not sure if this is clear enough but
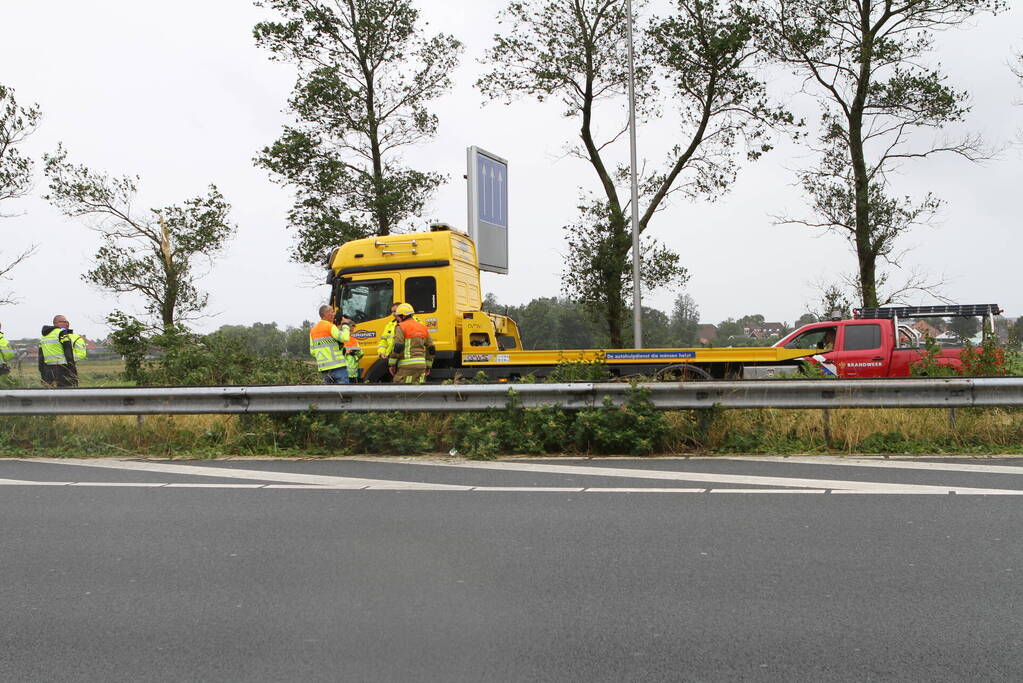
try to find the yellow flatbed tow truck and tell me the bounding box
[325,225,815,382]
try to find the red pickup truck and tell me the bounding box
[772,304,1001,378]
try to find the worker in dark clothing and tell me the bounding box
[39,314,80,388]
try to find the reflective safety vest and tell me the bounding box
[69,333,87,362]
[309,320,349,371]
[344,338,363,378]
[39,328,71,366]
[0,333,13,364]
[378,314,422,357]
[389,318,434,369]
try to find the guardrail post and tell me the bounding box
[822,408,833,448]
[948,407,957,430]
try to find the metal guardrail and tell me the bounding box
[0,378,1021,415]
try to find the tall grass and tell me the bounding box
[1,406,1020,458]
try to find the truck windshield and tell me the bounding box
[339,279,393,323]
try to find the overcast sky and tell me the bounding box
[1,1,1021,341]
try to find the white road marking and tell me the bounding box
[30,458,473,491]
[399,459,1023,495]
[724,456,1023,475]
[0,478,1018,494]
[5,457,1023,495]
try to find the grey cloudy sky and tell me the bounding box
[1,0,1021,342]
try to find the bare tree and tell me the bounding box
[44,147,235,330]
[761,0,1003,307]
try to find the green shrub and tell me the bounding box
[909,335,957,377]
[450,389,574,459]
[959,334,1004,377]
[105,317,319,387]
[572,386,666,456]
[546,354,610,382]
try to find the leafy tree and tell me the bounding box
[481,293,500,313]
[736,313,765,331]
[625,307,673,348]
[214,322,288,358]
[0,85,42,304]
[761,0,1002,307]
[254,0,462,264]
[794,312,817,327]
[479,0,792,346]
[285,321,314,358]
[1008,317,1023,349]
[948,316,980,343]
[716,318,744,341]
[670,292,700,347]
[560,201,688,347]
[44,147,235,329]
[812,283,853,321]
[500,296,602,350]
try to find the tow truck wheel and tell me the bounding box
[654,364,712,381]
[365,358,393,383]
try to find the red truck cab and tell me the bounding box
[774,304,1002,378]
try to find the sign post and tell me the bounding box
[466,146,509,274]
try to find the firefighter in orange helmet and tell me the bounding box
[388,303,435,384]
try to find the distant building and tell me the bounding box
[743,322,787,339]
[911,320,940,339]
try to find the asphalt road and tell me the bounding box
[1,456,1022,681]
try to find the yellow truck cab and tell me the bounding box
[326,224,522,382]
[326,224,816,382]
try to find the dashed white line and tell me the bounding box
[397,459,1023,495]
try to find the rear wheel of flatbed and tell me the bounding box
[653,364,713,381]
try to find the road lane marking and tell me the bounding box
[397,460,1023,495]
[724,456,1023,475]
[11,458,1023,495]
[0,479,1020,494]
[29,458,474,491]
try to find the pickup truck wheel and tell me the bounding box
[654,364,712,381]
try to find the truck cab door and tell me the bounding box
[829,323,888,377]
[783,325,840,376]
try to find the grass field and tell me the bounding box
[7,358,129,387]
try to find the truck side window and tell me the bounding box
[340,279,393,322]
[844,324,881,351]
[405,276,437,314]
[785,327,837,351]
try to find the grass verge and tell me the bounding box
[1,405,1020,459]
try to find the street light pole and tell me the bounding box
[625,0,643,349]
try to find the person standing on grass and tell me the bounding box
[309,305,352,384]
[0,323,14,375]
[38,314,82,388]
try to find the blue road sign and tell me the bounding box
[467,147,509,274]
[476,153,508,229]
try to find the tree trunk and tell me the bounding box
[849,3,878,308]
